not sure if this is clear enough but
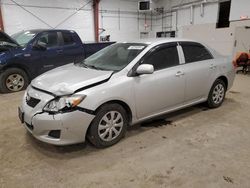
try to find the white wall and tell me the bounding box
[230,0,250,21]
[1,0,157,42]
[1,0,95,42]
[2,0,250,54]
[99,0,157,41]
[154,0,250,56]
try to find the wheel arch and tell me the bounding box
[216,75,228,90]
[93,100,133,125]
[1,64,31,81]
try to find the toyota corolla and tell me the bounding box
[18,39,235,148]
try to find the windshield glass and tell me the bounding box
[11,31,38,46]
[80,43,147,71]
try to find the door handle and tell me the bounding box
[175,71,185,77]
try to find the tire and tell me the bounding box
[206,79,226,108]
[0,68,29,93]
[87,103,128,148]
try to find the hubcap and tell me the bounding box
[98,111,124,142]
[6,74,25,92]
[212,83,225,104]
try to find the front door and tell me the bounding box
[133,43,185,119]
[31,31,65,74]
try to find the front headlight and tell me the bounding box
[43,95,86,113]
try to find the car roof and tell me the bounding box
[117,38,197,45]
[16,29,75,34]
[116,38,222,58]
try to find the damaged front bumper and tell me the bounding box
[19,86,95,145]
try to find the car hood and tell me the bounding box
[31,64,113,96]
[0,31,20,51]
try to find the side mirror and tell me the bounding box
[33,41,47,51]
[136,64,154,75]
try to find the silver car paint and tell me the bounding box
[20,38,235,145]
[31,63,113,96]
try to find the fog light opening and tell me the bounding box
[48,130,61,139]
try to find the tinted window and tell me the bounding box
[37,32,58,48]
[182,43,213,63]
[62,32,75,45]
[143,45,179,71]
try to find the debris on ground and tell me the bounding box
[223,176,234,184]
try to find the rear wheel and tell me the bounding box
[87,103,128,148]
[207,79,226,108]
[0,68,29,93]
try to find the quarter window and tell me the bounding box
[182,43,213,63]
[143,45,179,71]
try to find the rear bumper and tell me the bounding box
[226,69,236,91]
[20,106,95,145]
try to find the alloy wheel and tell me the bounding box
[212,83,225,104]
[5,74,25,92]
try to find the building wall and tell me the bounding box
[230,0,250,21]
[156,0,250,56]
[1,0,95,42]
[2,0,250,54]
[99,0,155,41]
[1,0,155,42]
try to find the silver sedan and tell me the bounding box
[19,39,235,148]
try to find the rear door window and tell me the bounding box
[142,44,180,71]
[62,32,75,45]
[181,42,213,63]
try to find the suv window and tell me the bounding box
[62,32,75,45]
[37,32,59,48]
[143,45,179,71]
[181,43,213,63]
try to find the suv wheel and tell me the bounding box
[207,79,226,108]
[0,68,29,93]
[87,103,128,148]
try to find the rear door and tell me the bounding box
[179,42,216,103]
[59,31,85,64]
[133,43,186,119]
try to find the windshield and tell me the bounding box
[11,31,38,46]
[80,43,147,71]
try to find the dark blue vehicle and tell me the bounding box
[0,29,114,93]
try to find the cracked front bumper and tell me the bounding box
[19,87,95,145]
[20,108,94,145]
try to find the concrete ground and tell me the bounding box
[1,74,250,188]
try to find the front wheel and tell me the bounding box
[206,79,226,108]
[0,68,29,93]
[87,103,128,148]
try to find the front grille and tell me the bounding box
[26,96,40,108]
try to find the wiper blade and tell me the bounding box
[78,62,106,71]
[76,62,89,68]
[87,65,103,70]
[81,63,89,68]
